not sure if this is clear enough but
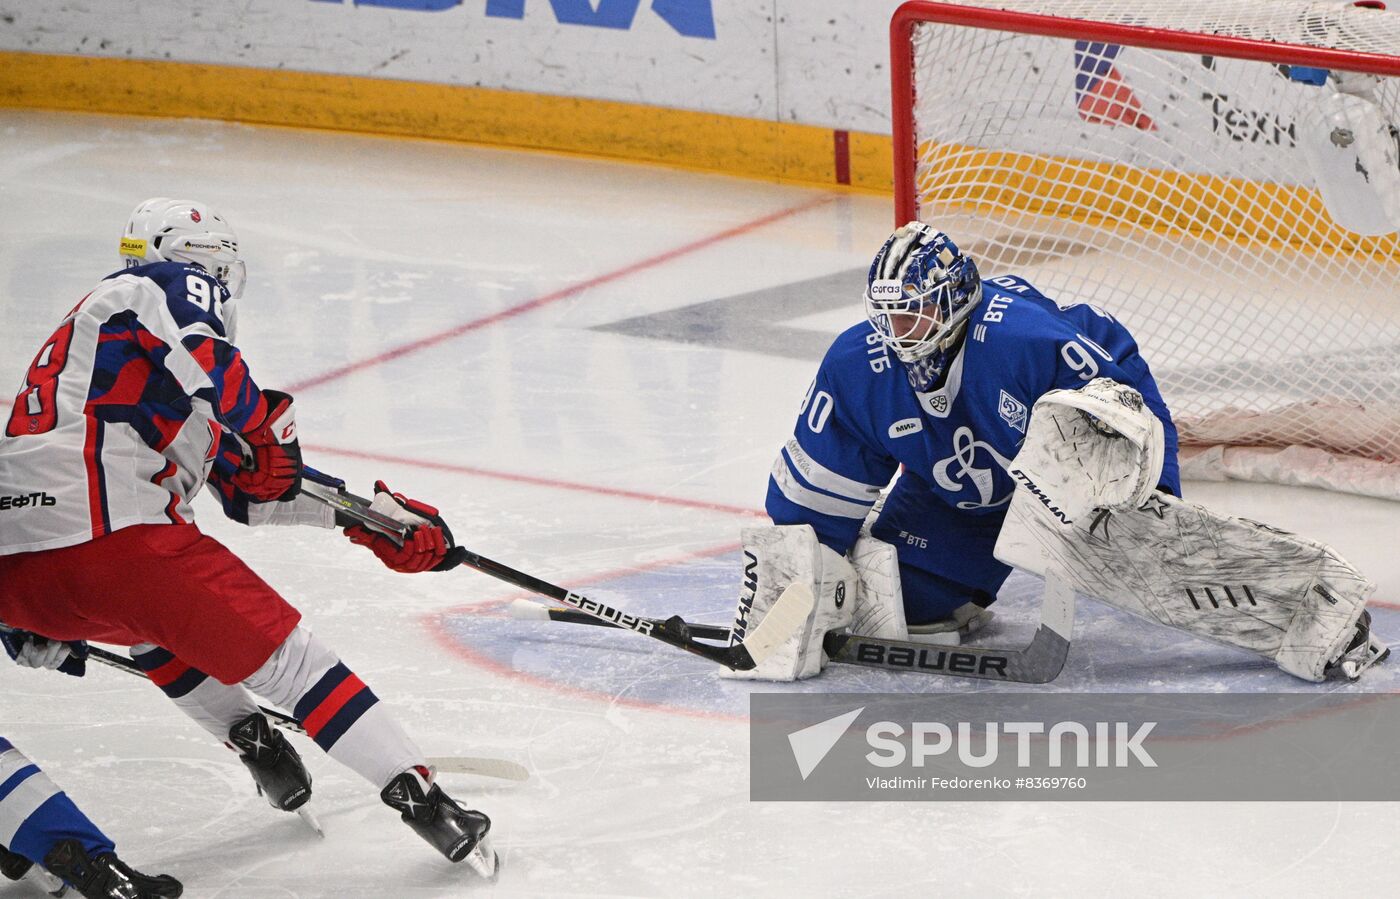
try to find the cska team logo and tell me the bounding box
[190,209,202,223]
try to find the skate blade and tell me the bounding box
[461,835,498,880]
[297,806,325,838]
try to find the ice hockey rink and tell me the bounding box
[3,108,1399,897]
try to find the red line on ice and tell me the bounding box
[285,195,834,394]
[304,443,766,518]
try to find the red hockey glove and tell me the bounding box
[232,390,302,502]
[344,480,458,573]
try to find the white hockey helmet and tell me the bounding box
[864,222,982,364]
[118,198,246,300]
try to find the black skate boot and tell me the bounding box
[381,768,497,878]
[1325,610,1392,680]
[0,844,33,881]
[42,839,182,899]
[228,712,312,812]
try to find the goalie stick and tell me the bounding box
[506,576,1077,684]
[822,575,1075,683]
[1,625,528,783]
[300,467,813,672]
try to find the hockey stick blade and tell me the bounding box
[741,582,815,667]
[426,756,530,781]
[823,575,1075,683]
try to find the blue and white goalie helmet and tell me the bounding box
[865,222,982,365]
[119,198,246,301]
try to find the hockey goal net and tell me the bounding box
[892,0,1400,498]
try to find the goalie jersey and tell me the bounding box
[0,262,327,556]
[766,274,1180,599]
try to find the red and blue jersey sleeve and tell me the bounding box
[206,431,257,524]
[112,263,269,434]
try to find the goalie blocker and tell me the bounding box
[999,377,1389,682]
[723,526,995,681]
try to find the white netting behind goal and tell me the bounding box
[895,0,1400,497]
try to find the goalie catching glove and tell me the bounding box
[343,480,461,573]
[1008,377,1164,525]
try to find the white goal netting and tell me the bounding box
[896,0,1400,497]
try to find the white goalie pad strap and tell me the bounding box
[995,486,1379,682]
[849,536,908,640]
[721,525,855,681]
[1008,378,1165,524]
[1297,87,1400,236]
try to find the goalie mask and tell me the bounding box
[865,223,982,390]
[119,198,246,337]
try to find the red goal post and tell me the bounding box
[888,0,1400,498]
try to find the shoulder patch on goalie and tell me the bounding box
[997,390,1027,433]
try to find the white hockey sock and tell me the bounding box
[242,626,426,789]
[130,643,260,741]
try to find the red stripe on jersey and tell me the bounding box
[146,656,192,688]
[136,328,166,354]
[152,460,185,525]
[83,416,106,539]
[223,354,260,421]
[189,339,217,372]
[146,413,184,453]
[301,674,368,739]
[90,356,156,407]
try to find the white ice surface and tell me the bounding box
[2,110,1398,897]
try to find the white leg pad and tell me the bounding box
[721,525,855,681]
[995,487,1383,682]
[849,536,908,640]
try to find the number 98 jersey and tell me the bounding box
[0,262,268,555]
[766,274,1181,596]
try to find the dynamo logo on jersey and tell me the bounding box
[1073,41,1155,131]
[318,0,716,39]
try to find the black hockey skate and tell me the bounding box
[0,844,33,881]
[381,769,497,878]
[42,839,182,899]
[228,712,312,812]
